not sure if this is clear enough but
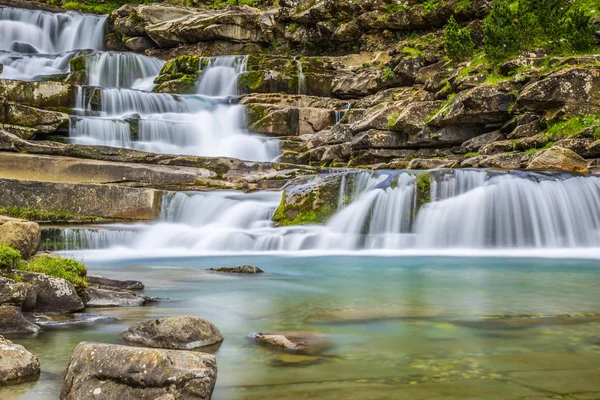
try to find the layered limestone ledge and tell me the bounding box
[0,178,162,221]
[0,153,214,186]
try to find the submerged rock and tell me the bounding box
[0,335,40,385]
[248,331,329,354]
[60,342,217,400]
[85,287,147,307]
[0,305,40,334]
[207,265,264,274]
[34,313,117,327]
[526,146,589,174]
[122,316,223,350]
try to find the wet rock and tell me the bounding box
[18,272,84,314]
[86,275,144,291]
[123,316,223,350]
[0,277,28,307]
[477,153,524,170]
[34,313,117,327]
[0,305,40,334]
[272,174,344,226]
[207,265,264,274]
[86,287,146,308]
[123,35,155,52]
[0,79,75,109]
[60,342,217,400]
[0,216,40,260]
[527,146,589,174]
[408,158,457,169]
[248,332,328,354]
[0,335,40,385]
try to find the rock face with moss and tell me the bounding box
[0,216,40,260]
[153,55,200,94]
[272,174,346,226]
[60,342,217,400]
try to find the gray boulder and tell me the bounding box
[18,271,84,314]
[0,305,40,334]
[86,287,147,307]
[123,316,223,350]
[60,342,217,400]
[86,275,144,291]
[0,277,28,306]
[0,335,40,384]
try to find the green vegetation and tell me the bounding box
[415,173,431,211]
[443,16,474,62]
[386,1,410,14]
[62,0,159,14]
[0,207,101,222]
[422,0,439,15]
[288,23,298,33]
[464,152,480,157]
[387,111,400,128]
[382,67,396,80]
[544,115,600,140]
[0,245,21,271]
[483,0,597,61]
[17,256,88,292]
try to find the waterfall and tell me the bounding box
[56,170,600,257]
[296,58,306,95]
[334,104,350,125]
[85,52,165,91]
[0,6,105,79]
[196,55,248,96]
[40,227,136,251]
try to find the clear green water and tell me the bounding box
[2,256,600,399]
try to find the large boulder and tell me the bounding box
[517,67,600,115]
[0,305,40,334]
[0,79,75,108]
[122,316,223,350]
[18,271,84,314]
[1,103,69,135]
[526,146,589,174]
[0,216,40,259]
[60,342,217,400]
[432,85,515,126]
[0,335,40,384]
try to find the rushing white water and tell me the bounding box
[197,55,248,96]
[0,6,105,80]
[334,104,350,125]
[85,52,165,90]
[70,54,279,161]
[57,170,600,259]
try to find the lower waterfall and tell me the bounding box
[53,169,600,259]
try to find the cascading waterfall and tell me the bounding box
[40,227,137,251]
[84,52,165,91]
[70,52,279,161]
[196,55,248,96]
[58,170,600,258]
[0,6,105,79]
[334,104,351,125]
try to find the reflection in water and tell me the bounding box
[4,256,600,399]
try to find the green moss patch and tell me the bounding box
[415,173,431,211]
[0,245,21,271]
[17,256,88,292]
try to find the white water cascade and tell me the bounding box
[84,52,165,91]
[0,6,105,80]
[70,52,279,160]
[58,170,600,259]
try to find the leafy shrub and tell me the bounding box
[443,16,474,62]
[382,67,396,80]
[18,256,88,291]
[483,0,596,60]
[0,245,21,271]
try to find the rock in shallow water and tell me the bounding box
[86,275,145,291]
[248,332,329,354]
[0,335,40,385]
[122,316,223,350]
[0,305,40,334]
[207,265,264,274]
[85,287,147,307]
[60,342,217,400]
[17,271,84,314]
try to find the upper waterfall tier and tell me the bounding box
[50,170,600,257]
[196,55,248,96]
[0,6,105,80]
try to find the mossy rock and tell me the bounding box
[272,175,345,226]
[414,172,431,211]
